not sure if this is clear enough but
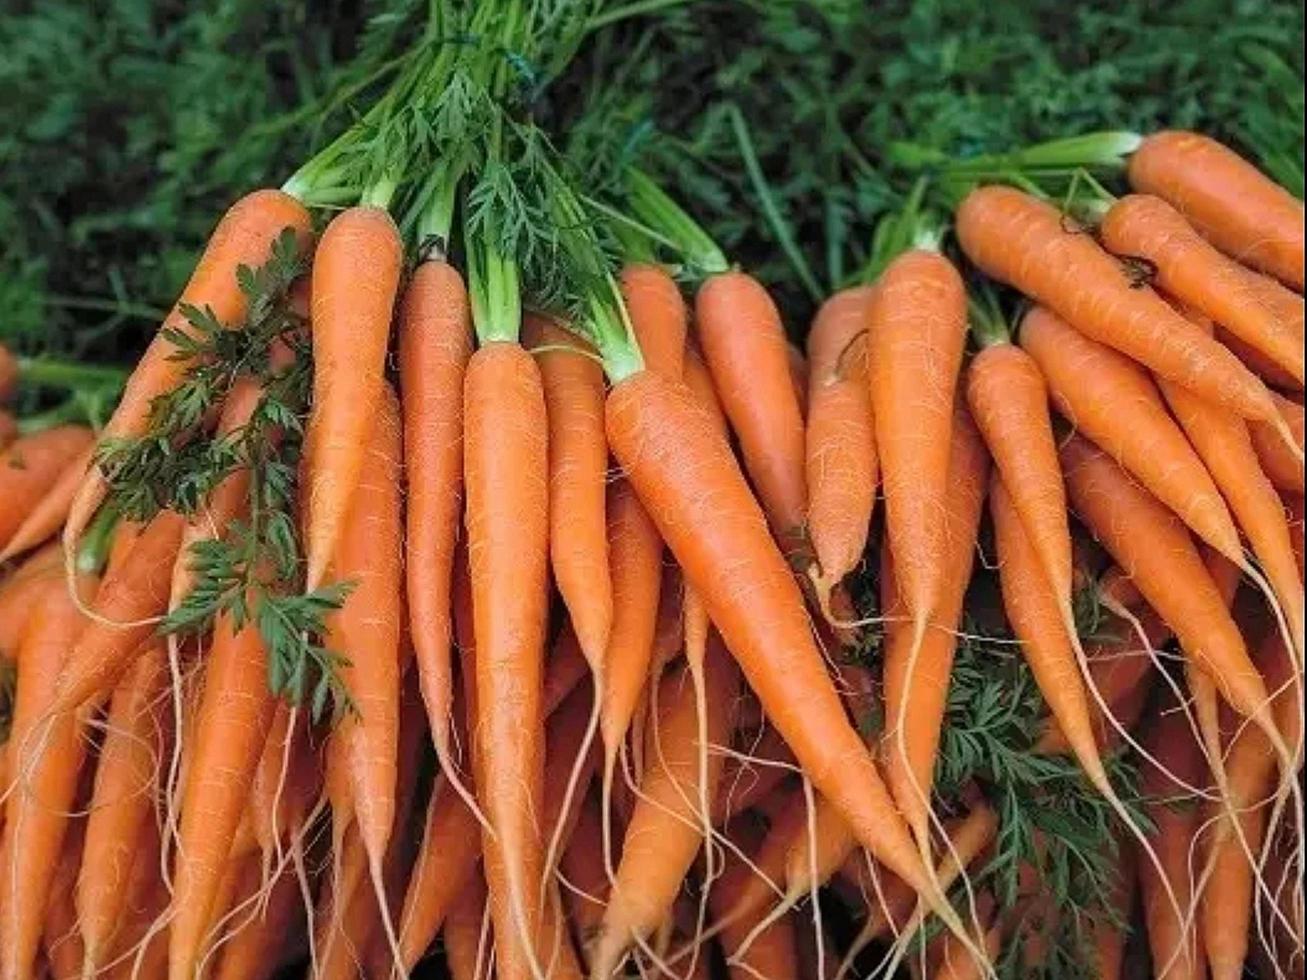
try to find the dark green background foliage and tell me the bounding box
[1,0,1303,359]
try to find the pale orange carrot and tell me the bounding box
[622,263,687,381]
[0,444,94,563]
[1250,390,1305,493]
[0,426,94,550]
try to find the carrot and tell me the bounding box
[930,898,1001,980]
[444,874,489,980]
[398,258,472,772]
[710,816,799,980]
[464,339,550,980]
[605,371,950,924]
[1100,193,1304,384]
[788,343,809,419]
[211,863,305,980]
[622,263,687,381]
[167,605,277,980]
[105,518,144,579]
[1059,435,1274,726]
[302,204,403,591]
[0,545,61,653]
[804,286,877,608]
[103,821,166,980]
[1128,130,1305,290]
[713,729,794,825]
[1092,845,1135,980]
[1287,492,1305,581]
[248,703,318,866]
[545,624,591,718]
[0,574,95,980]
[1219,323,1303,393]
[1022,305,1244,561]
[0,426,94,550]
[1250,390,1306,494]
[76,642,170,974]
[589,648,738,978]
[695,270,808,544]
[63,190,311,564]
[41,820,87,980]
[869,249,968,651]
[0,444,94,563]
[1138,697,1208,980]
[882,403,989,851]
[956,185,1282,424]
[49,510,185,714]
[544,684,601,847]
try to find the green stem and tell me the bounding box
[360,174,400,210]
[587,0,695,31]
[44,295,167,320]
[968,289,1012,348]
[626,169,729,276]
[725,103,824,303]
[414,164,463,258]
[17,357,128,391]
[467,232,522,346]
[76,505,119,575]
[17,398,85,435]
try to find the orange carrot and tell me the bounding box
[444,873,489,980]
[64,190,312,563]
[464,339,550,979]
[695,270,808,544]
[956,185,1281,423]
[606,370,946,920]
[1128,130,1305,290]
[0,574,94,980]
[805,286,877,606]
[399,259,472,769]
[0,426,94,550]
[303,205,403,590]
[882,403,989,849]
[41,820,87,980]
[1250,390,1306,494]
[544,623,591,718]
[529,316,612,672]
[1100,193,1304,384]
[622,263,687,381]
[0,545,61,653]
[0,444,94,563]
[1218,323,1303,392]
[211,863,305,980]
[1287,492,1305,581]
[870,249,968,649]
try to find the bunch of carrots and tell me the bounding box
[0,5,1304,977]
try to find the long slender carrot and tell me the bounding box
[0,426,94,550]
[882,403,989,851]
[1100,193,1304,384]
[0,574,95,980]
[0,444,94,563]
[1250,390,1306,494]
[1128,130,1305,290]
[41,819,87,980]
[1022,305,1244,562]
[63,190,312,564]
[302,205,403,591]
[1059,435,1273,725]
[956,185,1282,424]
[589,648,737,978]
[464,339,550,980]
[528,316,611,675]
[606,370,948,922]
[695,270,808,545]
[399,258,472,769]
[622,263,687,382]
[805,286,877,608]
[0,545,60,653]
[869,249,968,650]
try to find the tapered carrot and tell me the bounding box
[1060,435,1274,726]
[527,316,612,676]
[606,370,952,926]
[695,270,808,544]
[399,259,472,769]
[1100,193,1304,384]
[0,545,60,652]
[0,426,94,550]
[464,339,550,980]
[589,648,737,978]
[1128,130,1305,290]
[211,863,305,980]
[805,286,877,608]
[1288,492,1305,581]
[545,624,591,718]
[1251,390,1305,494]
[302,205,402,590]
[956,185,1282,424]
[248,703,318,865]
[41,820,87,980]
[0,574,95,980]
[105,518,144,579]
[622,263,687,381]
[103,821,166,980]
[63,190,312,564]
[0,444,94,563]
[76,642,170,975]
[1219,323,1303,392]
[870,249,968,651]
[1022,305,1244,562]
[710,816,799,980]
[49,510,184,714]
[882,403,989,850]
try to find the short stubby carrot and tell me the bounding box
[1021,305,1243,562]
[50,509,185,714]
[695,270,808,544]
[956,184,1279,424]
[463,340,550,979]
[869,249,967,642]
[1100,193,1304,385]
[526,316,611,672]
[1250,390,1305,494]
[303,204,403,591]
[1059,435,1272,725]
[0,426,94,550]
[1128,130,1305,290]
[622,262,687,381]
[605,370,943,917]
[805,286,877,606]
[63,190,311,563]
